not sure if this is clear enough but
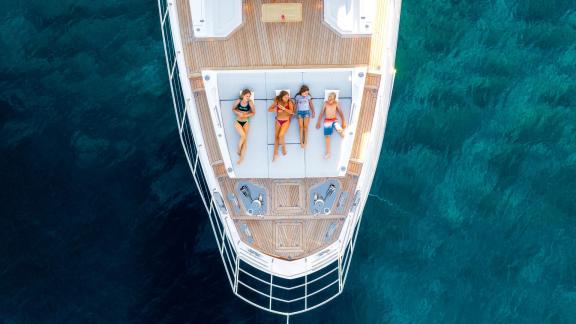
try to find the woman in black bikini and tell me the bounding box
[268,90,294,162]
[232,89,255,164]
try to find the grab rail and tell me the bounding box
[214,105,222,128]
[348,102,356,126]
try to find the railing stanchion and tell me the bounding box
[269,273,273,310]
[234,256,240,293]
[338,251,343,291]
[304,274,308,310]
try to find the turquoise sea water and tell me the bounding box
[1,0,575,323]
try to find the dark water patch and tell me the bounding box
[520,21,576,50]
[0,98,18,127]
[513,0,575,22]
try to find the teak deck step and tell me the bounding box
[347,159,363,176]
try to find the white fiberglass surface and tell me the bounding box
[206,69,361,178]
[264,72,303,99]
[190,0,242,38]
[268,144,306,178]
[217,72,267,100]
[324,0,376,35]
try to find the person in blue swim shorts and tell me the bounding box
[316,92,346,159]
[294,85,315,148]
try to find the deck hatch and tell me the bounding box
[275,222,304,253]
[273,181,305,214]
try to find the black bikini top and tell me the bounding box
[236,101,250,112]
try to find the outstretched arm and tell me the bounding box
[268,101,277,112]
[309,99,315,118]
[337,102,346,128]
[316,103,326,129]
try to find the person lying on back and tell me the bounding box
[232,89,255,164]
[316,92,346,159]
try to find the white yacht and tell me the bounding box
[158,0,401,317]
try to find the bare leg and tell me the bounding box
[303,117,310,147]
[273,121,281,162]
[334,122,344,137]
[324,135,331,159]
[279,121,290,155]
[298,117,304,148]
[234,122,246,162]
[238,123,250,164]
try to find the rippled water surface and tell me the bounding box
[1,0,575,323]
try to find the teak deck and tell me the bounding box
[176,0,384,74]
[179,0,385,260]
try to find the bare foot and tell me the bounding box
[300,142,305,148]
[282,146,287,155]
[337,128,345,138]
[272,154,278,162]
[324,153,330,159]
[237,157,243,165]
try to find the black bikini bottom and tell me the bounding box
[237,120,248,127]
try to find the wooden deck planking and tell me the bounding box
[368,0,391,71]
[176,0,372,73]
[236,218,344,259]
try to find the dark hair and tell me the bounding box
[275,90,290,103]
[297,85,310,96]
[239,89,251,99]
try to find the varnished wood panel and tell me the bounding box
[275,222,303,252]
[365,73,381,90]
[273,181,305,215]
[213,162,227,178]
[347,159,363,176]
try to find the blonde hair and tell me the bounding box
[328,92,337,101]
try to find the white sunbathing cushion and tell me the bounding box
[324,89,340,101]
